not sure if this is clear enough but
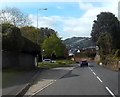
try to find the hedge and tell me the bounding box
[2,26,40,54]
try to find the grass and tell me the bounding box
[38,59,75,69]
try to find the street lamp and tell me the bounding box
[37,8,47,44]
[36,8,47,66]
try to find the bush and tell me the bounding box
[114,49,120,58]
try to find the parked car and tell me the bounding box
[43,59,56,63]
[43,59,52,63]
[80,60,88,67]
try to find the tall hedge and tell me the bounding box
[22,37,40,54]
[2,26,24,52]
[2,23,40,54]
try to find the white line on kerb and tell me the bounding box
[31,80,56,96]
[96,76,103,83]
[93,72,96,76]
[105,87,116,97]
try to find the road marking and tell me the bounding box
[89,67,93,72]
[30,80,56,96]
[88,67,91,70]
[105,87,116,97]
[88,67,91,69]
[93,72,96,76]
[89,66,115,97]
[96,76,103,83]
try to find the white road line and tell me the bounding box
[88,67,91,70]
[89,68,102,83]
[31,80,56,96]
[93,72,96,76]
[105,87,116,97]
[89,67,93,72]
[96,76,103,83]
[89,66,115,97]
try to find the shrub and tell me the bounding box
[114,49,120,58]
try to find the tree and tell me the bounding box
[40,27,57,38]
[20,26,43,45]
[0,7,31,27]
[97,32,112,55]
[42,34,67,59]
[91,12,120,49]
[2,23,14,33]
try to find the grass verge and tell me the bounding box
[38,59,75,69]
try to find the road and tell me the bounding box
[31,62,118,96]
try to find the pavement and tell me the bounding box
[24,67,75,96]
[2,65,75,97]
[2,69,39,97]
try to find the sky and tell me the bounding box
[1,0,119,39]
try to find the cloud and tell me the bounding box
[1,0,119,2]
[56,6,64,9]
[79,1,118,17]
[63,17,92,38]
[79,2,94,10]
[29,1,119,39]
[29,14,92,39]
[29,14,62,29]
[63,1,119,39]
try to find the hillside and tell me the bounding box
[63,37,95,50]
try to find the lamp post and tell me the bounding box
[42,49,44,62]
[37,8,47,44]
[36,8,47,66]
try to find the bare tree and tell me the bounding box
[0,7,32,27]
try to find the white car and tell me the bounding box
[43,59,52,63]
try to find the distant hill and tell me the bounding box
[63,37,95,50]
